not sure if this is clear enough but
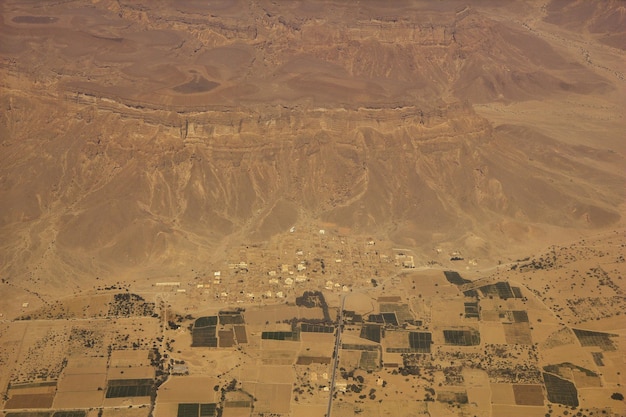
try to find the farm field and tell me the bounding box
[0,231,624,416]
[1,0,625,416]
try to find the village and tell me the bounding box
[0,228,624,417]
[1,0,625,415]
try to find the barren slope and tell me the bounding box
[0,0,624,298]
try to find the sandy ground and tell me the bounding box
[1,0,625,416]
[1,231,624,416]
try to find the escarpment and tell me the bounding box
[1,0,624,296]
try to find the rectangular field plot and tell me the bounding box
[5,382,57,410]
[359,350,379,371]
[55,361,107,408]
[194,317,218,327]
[177,403,198,417]
[108,366,154,380]
[296,356,331,365]
[260,350,297,365]
[338,350,362,371]
[53,391,104,409]
[543,373,578,407]
[261,331,299,341]
[58,373,106,392]
[481,310,500,321]
[245,383,292,414]
[192,317,219,347]
[106,379,153,398]
[360,324,382,343]
[100,409,151,417]
[62,356,108,374]
[155,376,219,404]
[233,325,247,344]
[511,310,529,323]
[378,296,402,303]
[385,331,432,353]
[218,312,244,325]
[379,303,414,324]
[109,350,151,368]
[7,381,57,390]
[192,326,217,347]
[491,404,546,417]
[177,403,217,417]
[301,323,334,333]
[409,332,432,353]
[5,393,55,409]
[342,344,379,351]
[367,314,384,323]
[0,412,82,417]
[383,330,410,352]
[512,384,544,406]
[218,329,235,347]
[503,322,533,345]
[381,312,399,326]
[443,329,480,346]
[490,383,515,405]
[494,282,515,299]
[572,329,617,351]
[464,302,479,319]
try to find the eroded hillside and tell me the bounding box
[0,0,624,298]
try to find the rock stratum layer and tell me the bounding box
[0,0,624,295]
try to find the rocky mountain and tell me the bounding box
[0,0,624,296]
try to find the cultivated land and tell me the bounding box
[0,231,625,417]
[0,1,625,417]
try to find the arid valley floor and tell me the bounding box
[0,1,625,417]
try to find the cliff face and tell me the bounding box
[1,90,621,285]
[0,0,624,292]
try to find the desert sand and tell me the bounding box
[0,1,625,416]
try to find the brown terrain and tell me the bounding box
[0,1,624,417]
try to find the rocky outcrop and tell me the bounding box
[0,0,623,294]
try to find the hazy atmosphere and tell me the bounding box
[0,1,624,416]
